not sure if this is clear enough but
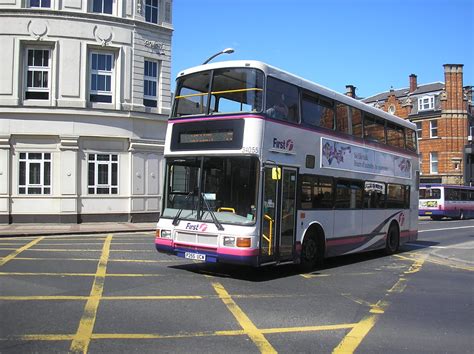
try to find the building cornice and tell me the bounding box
[0,106,169,123]
[0,9,174,33]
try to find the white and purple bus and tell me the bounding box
[155,60,419,268]
[419,184,474,220]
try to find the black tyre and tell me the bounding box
[431,216,443,221]
[385,223,400,255]
[300,236,319,271]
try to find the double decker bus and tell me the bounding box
[155,60,419,268]
[419,184,474,220]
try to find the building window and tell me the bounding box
[28,0,51,7]
[430,152,438,174]
[88,154,118,194]
[415,121,422,139]
[90,52,114,103]
[92,0,113,14]
[144,60,158,107]
[430,120,438,138]
[19,152,51,195]
[25,48,50,100]
[145,0,158,23]
[418,96,435,111]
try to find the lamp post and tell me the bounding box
[202,48,235,65]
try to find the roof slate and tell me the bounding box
[363,82,445,103]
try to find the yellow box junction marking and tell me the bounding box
[212,282,277,354]
[70,234,112,353]
[0,237,44,267]
[333,254,427,353]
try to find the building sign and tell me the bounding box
[321,138,412,179]
[144,40,166,55]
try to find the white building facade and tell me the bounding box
[0,0,172,223]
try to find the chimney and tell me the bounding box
[409,74,417,93]
[443,64,464,111]
[345,85,356,98]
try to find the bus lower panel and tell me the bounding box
[419,209,461,218]
[325,229,417,257]
[155,241,259,267]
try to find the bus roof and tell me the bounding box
[177,60,417,131]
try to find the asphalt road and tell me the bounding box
[0,220,472,353]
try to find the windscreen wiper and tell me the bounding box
[201,193,224,231]
[172,192,194,226]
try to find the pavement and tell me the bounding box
[0,222,156,237]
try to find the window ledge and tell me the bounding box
[23,100,53,107]
[88,102,116,110]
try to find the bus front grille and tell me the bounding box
[175,231,218,246]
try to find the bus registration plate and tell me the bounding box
[185,252,206,261]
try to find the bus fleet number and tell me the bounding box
[242,146,259,154]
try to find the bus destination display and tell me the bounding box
[179,129,234,144]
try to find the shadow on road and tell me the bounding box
[169,245,431,282]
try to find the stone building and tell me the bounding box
[0,0,173,223]
[361,64,473,185]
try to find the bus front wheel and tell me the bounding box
[385,223,400,255]
[300,236,318,271]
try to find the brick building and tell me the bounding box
[360,64,473,185]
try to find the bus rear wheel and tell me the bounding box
[385,223,400,255]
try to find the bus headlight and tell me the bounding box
[223,236,236,247]
[158,229,172,238]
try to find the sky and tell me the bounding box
[171,0,474,98]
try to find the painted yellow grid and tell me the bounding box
[0,234,438,353]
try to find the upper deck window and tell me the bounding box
[301,92,334,129]
[266,77,299,123]
[172,68,263,118]
[363,113,386,144]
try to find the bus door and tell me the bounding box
[261,166,297,263]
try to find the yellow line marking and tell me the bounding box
[388,277,407,293]
[300,273,330,278]
[260,323,355,334]
[0,296,89,300]
[0,293,328,302]
[396,253,474,272]
[10,257,100,262]
[0,272,165,277]
[332,315,378,354]
[341,294,388,314]
[0,272,96,277]
[334,253,427,353]
[102,274,163,277]
[404,254,427,274]
[6,248,154,252]
[212,282,277,354]
[101,295,203,300]
[7,257,174,264]
[17,334,74,341]
[0,295,202,301]
[341,293,373,308]
[70,234,112,353]
[369,300,389,314]
[9,323,354,342]
[0,237,44,267]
